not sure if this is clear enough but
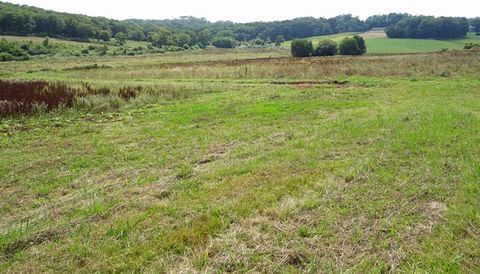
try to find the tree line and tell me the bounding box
[0,2,478,49]
[386,16,470,39]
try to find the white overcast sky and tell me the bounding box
[4,0,479,22]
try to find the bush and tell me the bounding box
[0,52,14,61]
[339,36,366,55]
[114,32,127,45]
[291,39,313,57]
[212,37,235,48]
[313,39,337,56]
[275,35,285,46]
[252,38,264,46]
[464,42,480,49]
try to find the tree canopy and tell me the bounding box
[339,36,366,55]
[0,2,477,49]
[386,16,469,39]
[291,39,313,57]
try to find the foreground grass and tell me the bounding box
[0,50,479,272]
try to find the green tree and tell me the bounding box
[275,35,285,47]
[339,37,365,55]
[174,33,192,47]
[313,39,337,56]
[198,29,212,48]
[472,18,480,34]
[211,36,235,48]
[150,28,173,47]
[114,32,127,45]
[290,39,313,57]
[352,35,366,54]
[97,30,112,41]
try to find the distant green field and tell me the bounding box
[282,32,360,46]
[284,32,480,54]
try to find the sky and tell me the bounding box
[4,0,479,22]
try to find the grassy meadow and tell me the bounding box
[283,30,480,54]
[0,45,480,272]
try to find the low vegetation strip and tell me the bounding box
[0,80,143,116]
[0,80,76,116]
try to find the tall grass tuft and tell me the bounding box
[0,80,76,116]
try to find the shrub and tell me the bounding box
[114,32,127,45]
[275,35,285,46]
[252,38,265,46]
[212,37,235,48]
[42,37,50,47]
[464,42,480,49]
[291,39,313,57]
[313,39,338,56]
[339,36,366,55]
[118,86,141,101]
[0,38,31,61]
[0,52,14,61]
[0,80,76,116]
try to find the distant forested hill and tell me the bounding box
[0,2,477,49]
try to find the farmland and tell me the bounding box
[1,46,480,272]
[283,30,480,54]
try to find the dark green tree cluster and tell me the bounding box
[0,2,143,41]
[211,36,235,48]
[314,39,338,56]
[0,3,372,48]
[291,36,366,57]
[0,2,477,50]
[386,16,469,39]
[365,13,409,29]
[471,18,480,34]
[291,39,313,57]
[339,36,366,55]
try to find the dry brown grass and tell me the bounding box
[10,50,477,81]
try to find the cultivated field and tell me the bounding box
[1,48,480,272]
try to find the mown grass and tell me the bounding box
[0,49,479,272]
[366,32,480,54]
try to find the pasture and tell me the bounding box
[283,30,480,54]
[0,48,480,272]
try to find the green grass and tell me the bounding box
[284,31,480,54]
[282,32,361,46]
[0,49,479,272]
[367,32,480,54]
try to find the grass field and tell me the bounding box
[283,31,480,54]
[1,47,480,272]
